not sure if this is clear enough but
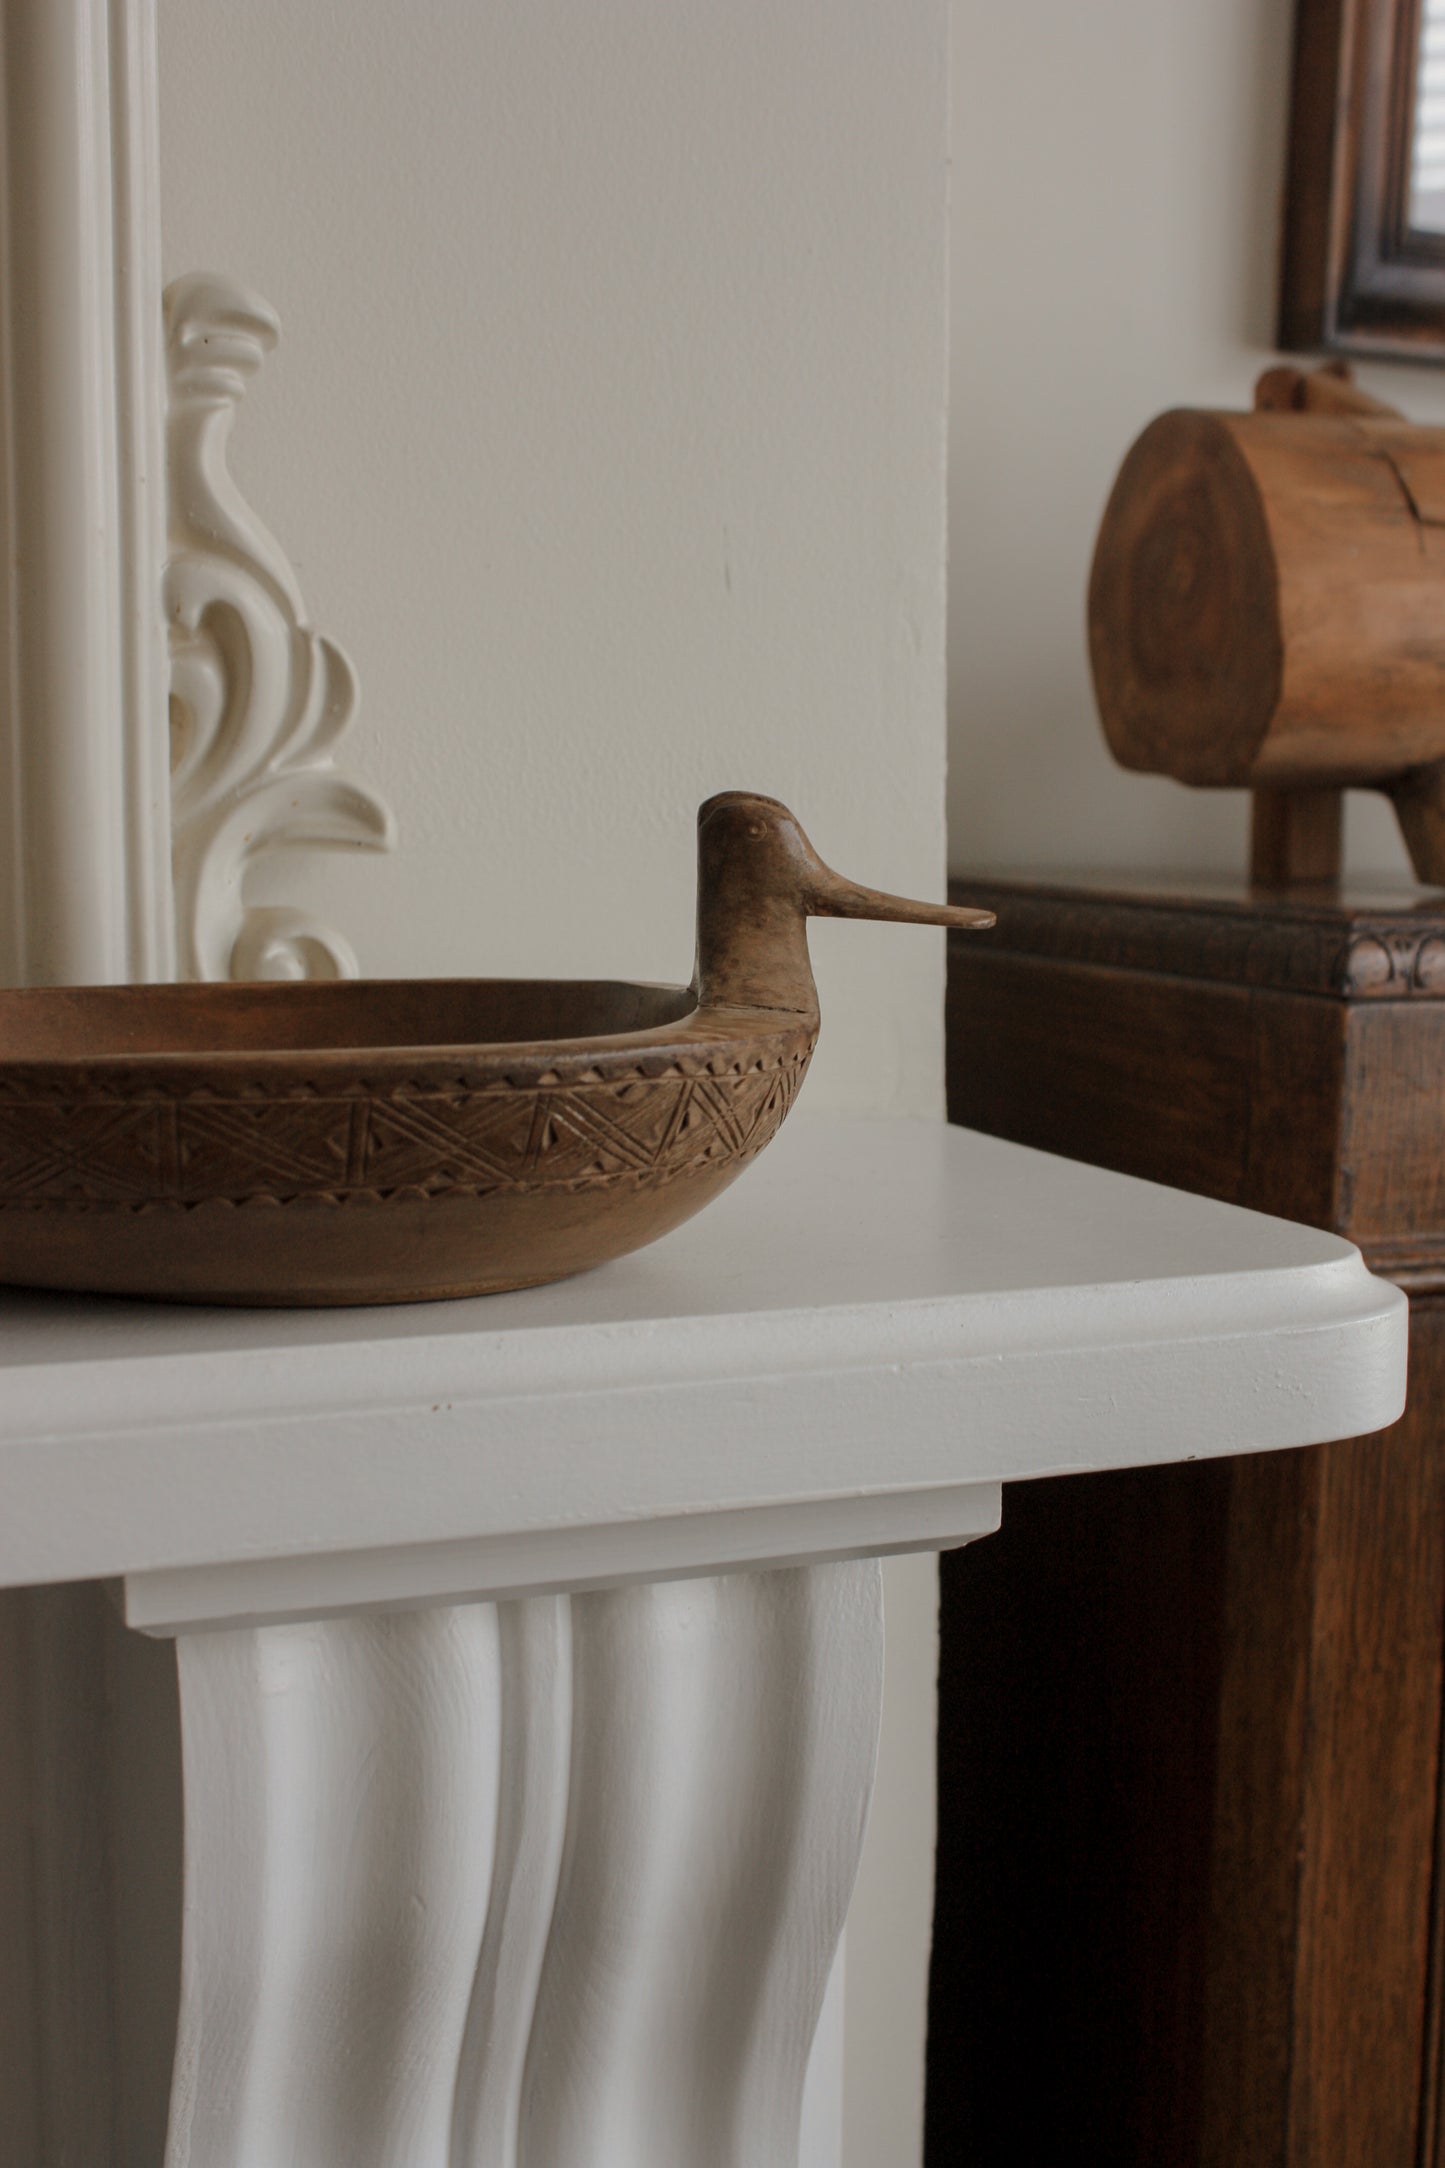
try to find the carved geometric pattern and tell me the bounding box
[947,885,1445,1005]
[1335,929,1445,997]
[0,1050,811,1212]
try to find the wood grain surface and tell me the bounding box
[1089,407,1445,792]
[930,874,1445,2167]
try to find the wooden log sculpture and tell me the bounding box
[1088,362,1445,886]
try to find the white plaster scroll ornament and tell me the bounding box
[164,273,395,982]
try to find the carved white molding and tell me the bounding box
[517,1568,881,2168]
[453,1598,572,2168]
[164,271,396,982]
[0,6,394,994]
[167,1605,503,2168]
[163,1566,882,2168]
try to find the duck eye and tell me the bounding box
[746,821,766,839]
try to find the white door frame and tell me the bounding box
[0,0,170,986]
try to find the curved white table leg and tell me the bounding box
[520,1561,882,2168]
[453,1595,572,2168]
[163,1563,882,2168]
[165,1606,503,2168]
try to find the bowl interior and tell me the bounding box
[0,978,697,1061]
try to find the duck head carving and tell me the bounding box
[692,792,993,1017]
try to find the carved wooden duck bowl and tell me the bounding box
[0,795,992,1304]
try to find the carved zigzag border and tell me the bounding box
[0,1052,811,1214]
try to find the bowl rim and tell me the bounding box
[0,978,816,1077]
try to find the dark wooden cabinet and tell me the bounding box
[928,878,1445,2167]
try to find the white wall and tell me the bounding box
[159,5,952,2163]
[160,0,952,1121]
[949,0,1445,885]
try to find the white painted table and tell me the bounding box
[0,1117,1407,2168]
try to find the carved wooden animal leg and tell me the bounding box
[1387,763,1445,887]
[1249,786,1343,887]
[162,1563,882,2168]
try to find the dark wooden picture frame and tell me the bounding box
[1281,0,1445,360]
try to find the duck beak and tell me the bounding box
[804,857,995,932]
